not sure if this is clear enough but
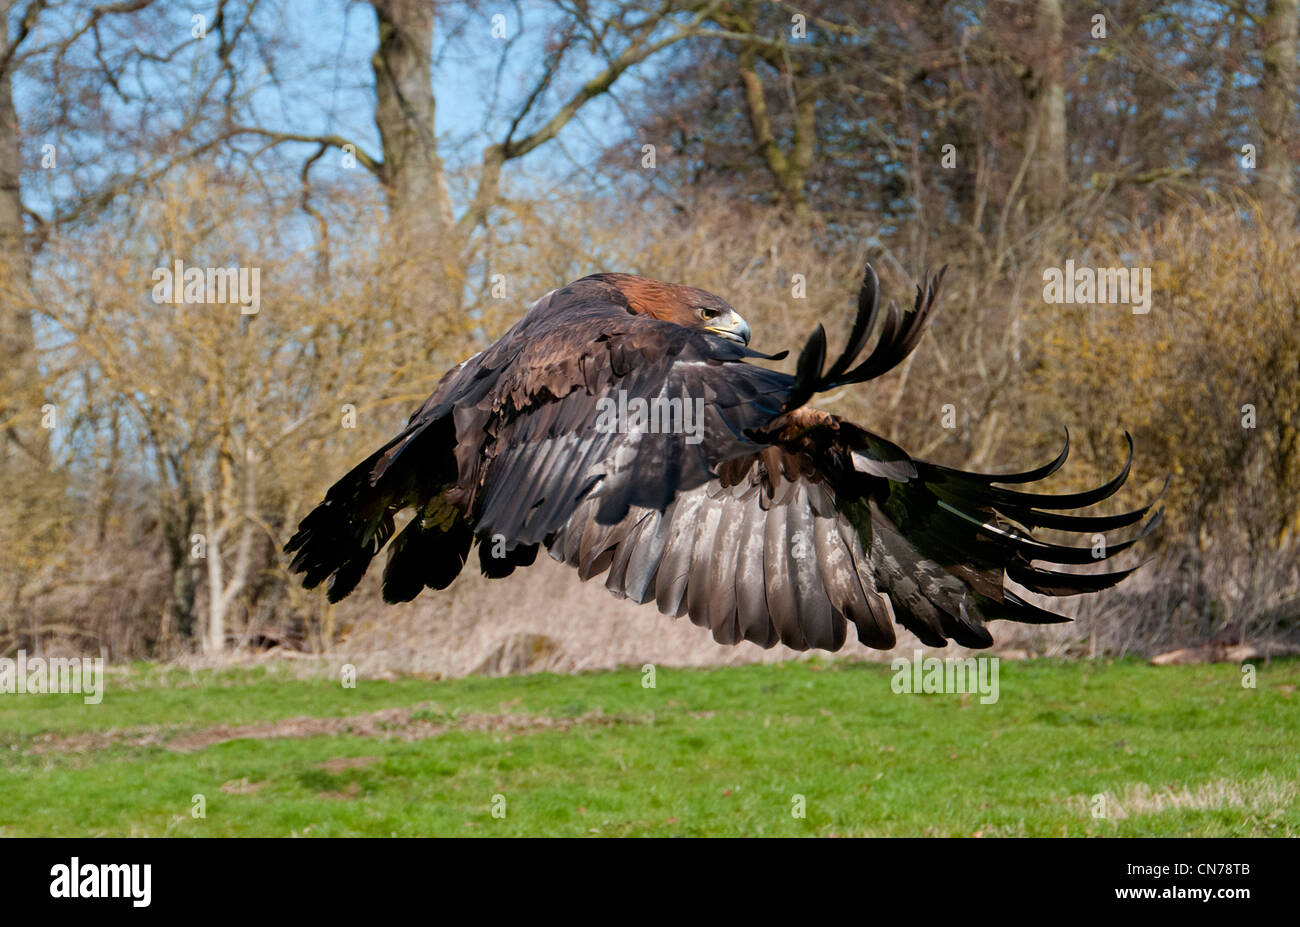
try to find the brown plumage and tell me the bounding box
[285,267,1160,651]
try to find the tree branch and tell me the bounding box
[458,3,720,235]
[226,125,384,176]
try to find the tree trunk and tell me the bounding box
[0,5,43,467]
[1260,0,1298,224]
[738,57,814,218]
[369,0,459,323]
[202,446,256,654]
[1025,0,1068,225]
[370,0,452,236]
[163,499,200,639]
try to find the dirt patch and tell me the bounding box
[317,756,382,772]
[220,777,264,794]
[23,703,633,756]
[319,782,362,800]
[1150,643,1264,665]
[23,726,171,755]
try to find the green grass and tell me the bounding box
[1,658,1296,836]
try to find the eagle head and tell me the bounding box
[593,273,751,345]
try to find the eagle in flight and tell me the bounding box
[286,267,1159,651]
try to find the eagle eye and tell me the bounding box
[698,306,722,321]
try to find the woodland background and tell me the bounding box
[0,0,1296,674]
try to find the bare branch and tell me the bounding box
[226,125,383,175]
[459,2,721,234]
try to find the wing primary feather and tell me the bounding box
[684,491,727,629]
[821,264,882,384]
[786,493,841,650]
[763,502,806,650]
[654,492,705,617]
[734,494,778,647]
[705,490,744,644]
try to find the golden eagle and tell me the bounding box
[285,267,1158,650]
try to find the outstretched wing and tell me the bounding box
[284,276,792,604]
[546,408,1160,651]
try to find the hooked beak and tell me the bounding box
[705,310,752,346]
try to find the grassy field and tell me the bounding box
[1,657,1296,836]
